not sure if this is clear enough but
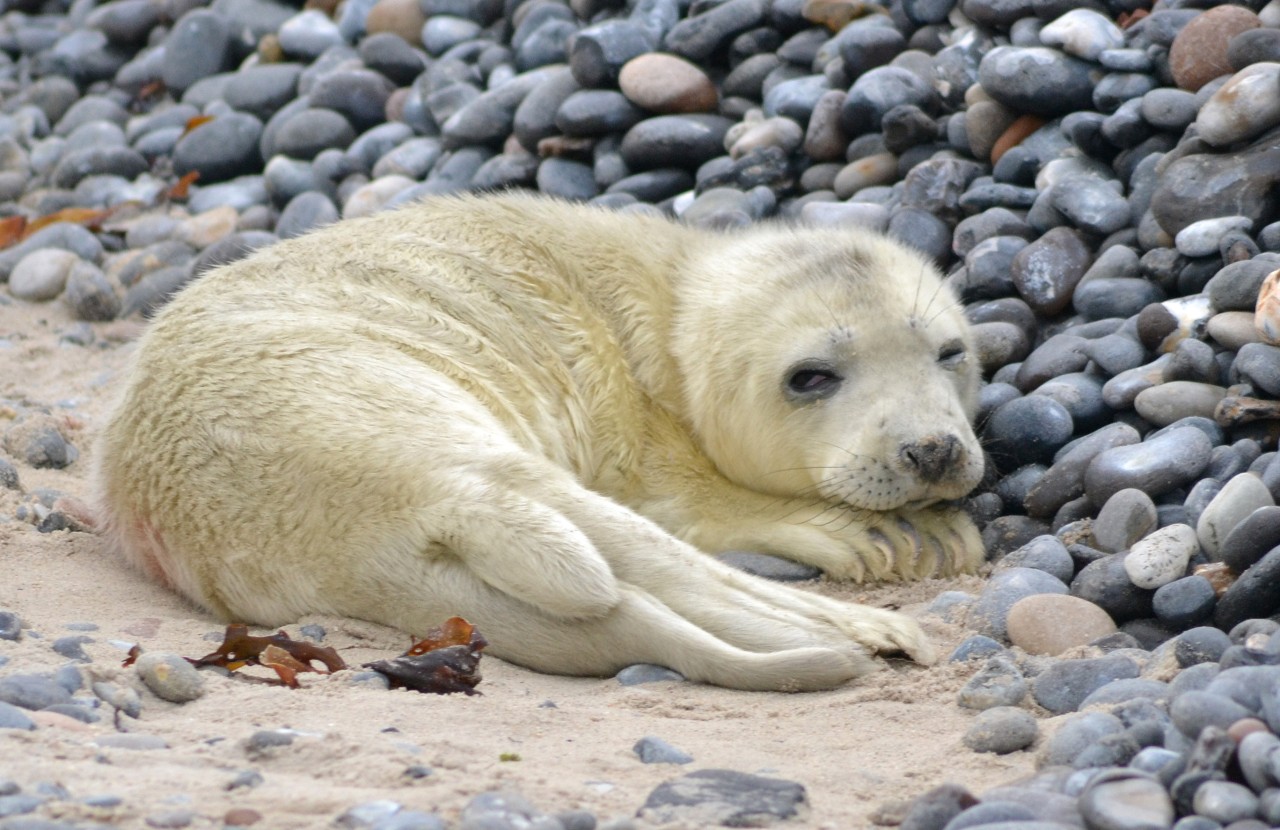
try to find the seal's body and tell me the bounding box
[95,194,984,691]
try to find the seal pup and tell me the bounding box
[95,193,985,692]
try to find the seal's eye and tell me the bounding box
[786,368,842,399]
[937,341,966,369]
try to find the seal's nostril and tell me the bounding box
[901,434,961,482]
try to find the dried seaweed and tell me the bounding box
[365,617,488,695]
[189,624,347,687]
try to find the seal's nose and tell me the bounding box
[900,434,962,482]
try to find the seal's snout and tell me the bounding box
[899,434,963,482]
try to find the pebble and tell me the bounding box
[1169,6,1262,92]
[616,665,685,685]
[968,567,1068,642]
[638,769,806,826]
[1084,426,1215,506]
[1031,654,1141,715]
[1094,489,1158,554]
[135,653,206,703]
[1078,771,1175,830]
[1197,474,1274,559]
[8,249,80,302]
[633,736,693,764]
[619,54,717,114]
[961,707,1038,755]
[1124,524,1199,590]
[1006,594,1117,656]
[957,655,1027,710]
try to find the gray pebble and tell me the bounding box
[716,551,820,582]
[1193,780,1259,824]
[638,768,805,827]
[969,567,1068,642]
[616,665,685,685]
[1154,577,1217,630]
[1085,426,1215,506]
[0,701,35,730]
[633,736,693,764]
[0,674,72,711]
[962,706,1037,754]
[136,652,206,703]
[1032,655,1141,715]
[957,655,1027,710]
[1078,770,1174,830]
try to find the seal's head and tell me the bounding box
[674,226,984,512]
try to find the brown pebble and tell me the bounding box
[990,114,1045,164]
[1193,561,1236,596]
[224,808,262,826]
[801,0,882,31]
[364,0,426,45]
[256,34,283,63]
[1169,6,1261,91]
[618,54,718,114]
[1228,717,1270,743]
[1006,594,1118,656]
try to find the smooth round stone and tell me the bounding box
[1221,506,1280,573]
[0,673,73,710]
[1079,772,1174,830]
[357,32,425,86]
[535,158,597,201]
[555,90,645,137]
[1215,547,1280,631]
[1205,311,1260,350]
[64,261,121,322]
[9,248,80,302]
[634,736,693,765]
[422,15,481,55]
[620,114,734,171]
[1124,523,1198,590]
[1197,473,1275,559]
[1084,426,1215,505]
[763,75,829,125]
[277,191,339,240]
[1041,710,1128,768]
[616,664,685,685]
[1169,5,1262,92]
[1038,9,1123,61]
[1070,554,1155,624]
[373,138,442,180]
[725,116,803,159]
[1192,778,1254,824]
[1009,227,1092,317]
[1150,139,1280,239]
[985,395,1074,470]
[832,153,897,199]
[0,700,35,730]
[1175,215,1254,257]
[161,10,235,94]
[619,53,716,114]
[949,635,1005,663]
[839,66,938,135]
[49,145,148,190]
[1141,88,1198,132]
[1237,730,1280,792]
[135,653,205,703]
[968,567,1068,642]
[1236,342,1280,396]
[1095,489,1159,554]
[346,123,413,174]
[1154,576,1217,629]
[309,69,394,133]
[977,46,1096,117]
[273,109,356,160]
[1007,594,1117,656]
[1176,627,1232,667]
[1197,62,1280,146]
[1047,178,1130,237]
[962,707,1038,754]
[957,655,1027,710]
[1078,677,1170,709]
[222,64,303,121]
[997,535,1074,583]
[1135,382,1226,426]
[1032,655,1141,715]
[278,9,344,59]
[1171,690,1253,738]
[971,322,1030,372]
[568,20,651,89]
[716,551,820,582]
[172,113,263,184]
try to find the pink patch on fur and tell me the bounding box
[125,517,179,591]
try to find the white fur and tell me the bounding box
[94,194,985,691]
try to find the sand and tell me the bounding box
[0,296,1037,829]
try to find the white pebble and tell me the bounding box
[1196,62,1280,147]
[1174,215,1253,257]
[9,248,80,302]
[1124,523,1198,590]
[1039,9,1124,61]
